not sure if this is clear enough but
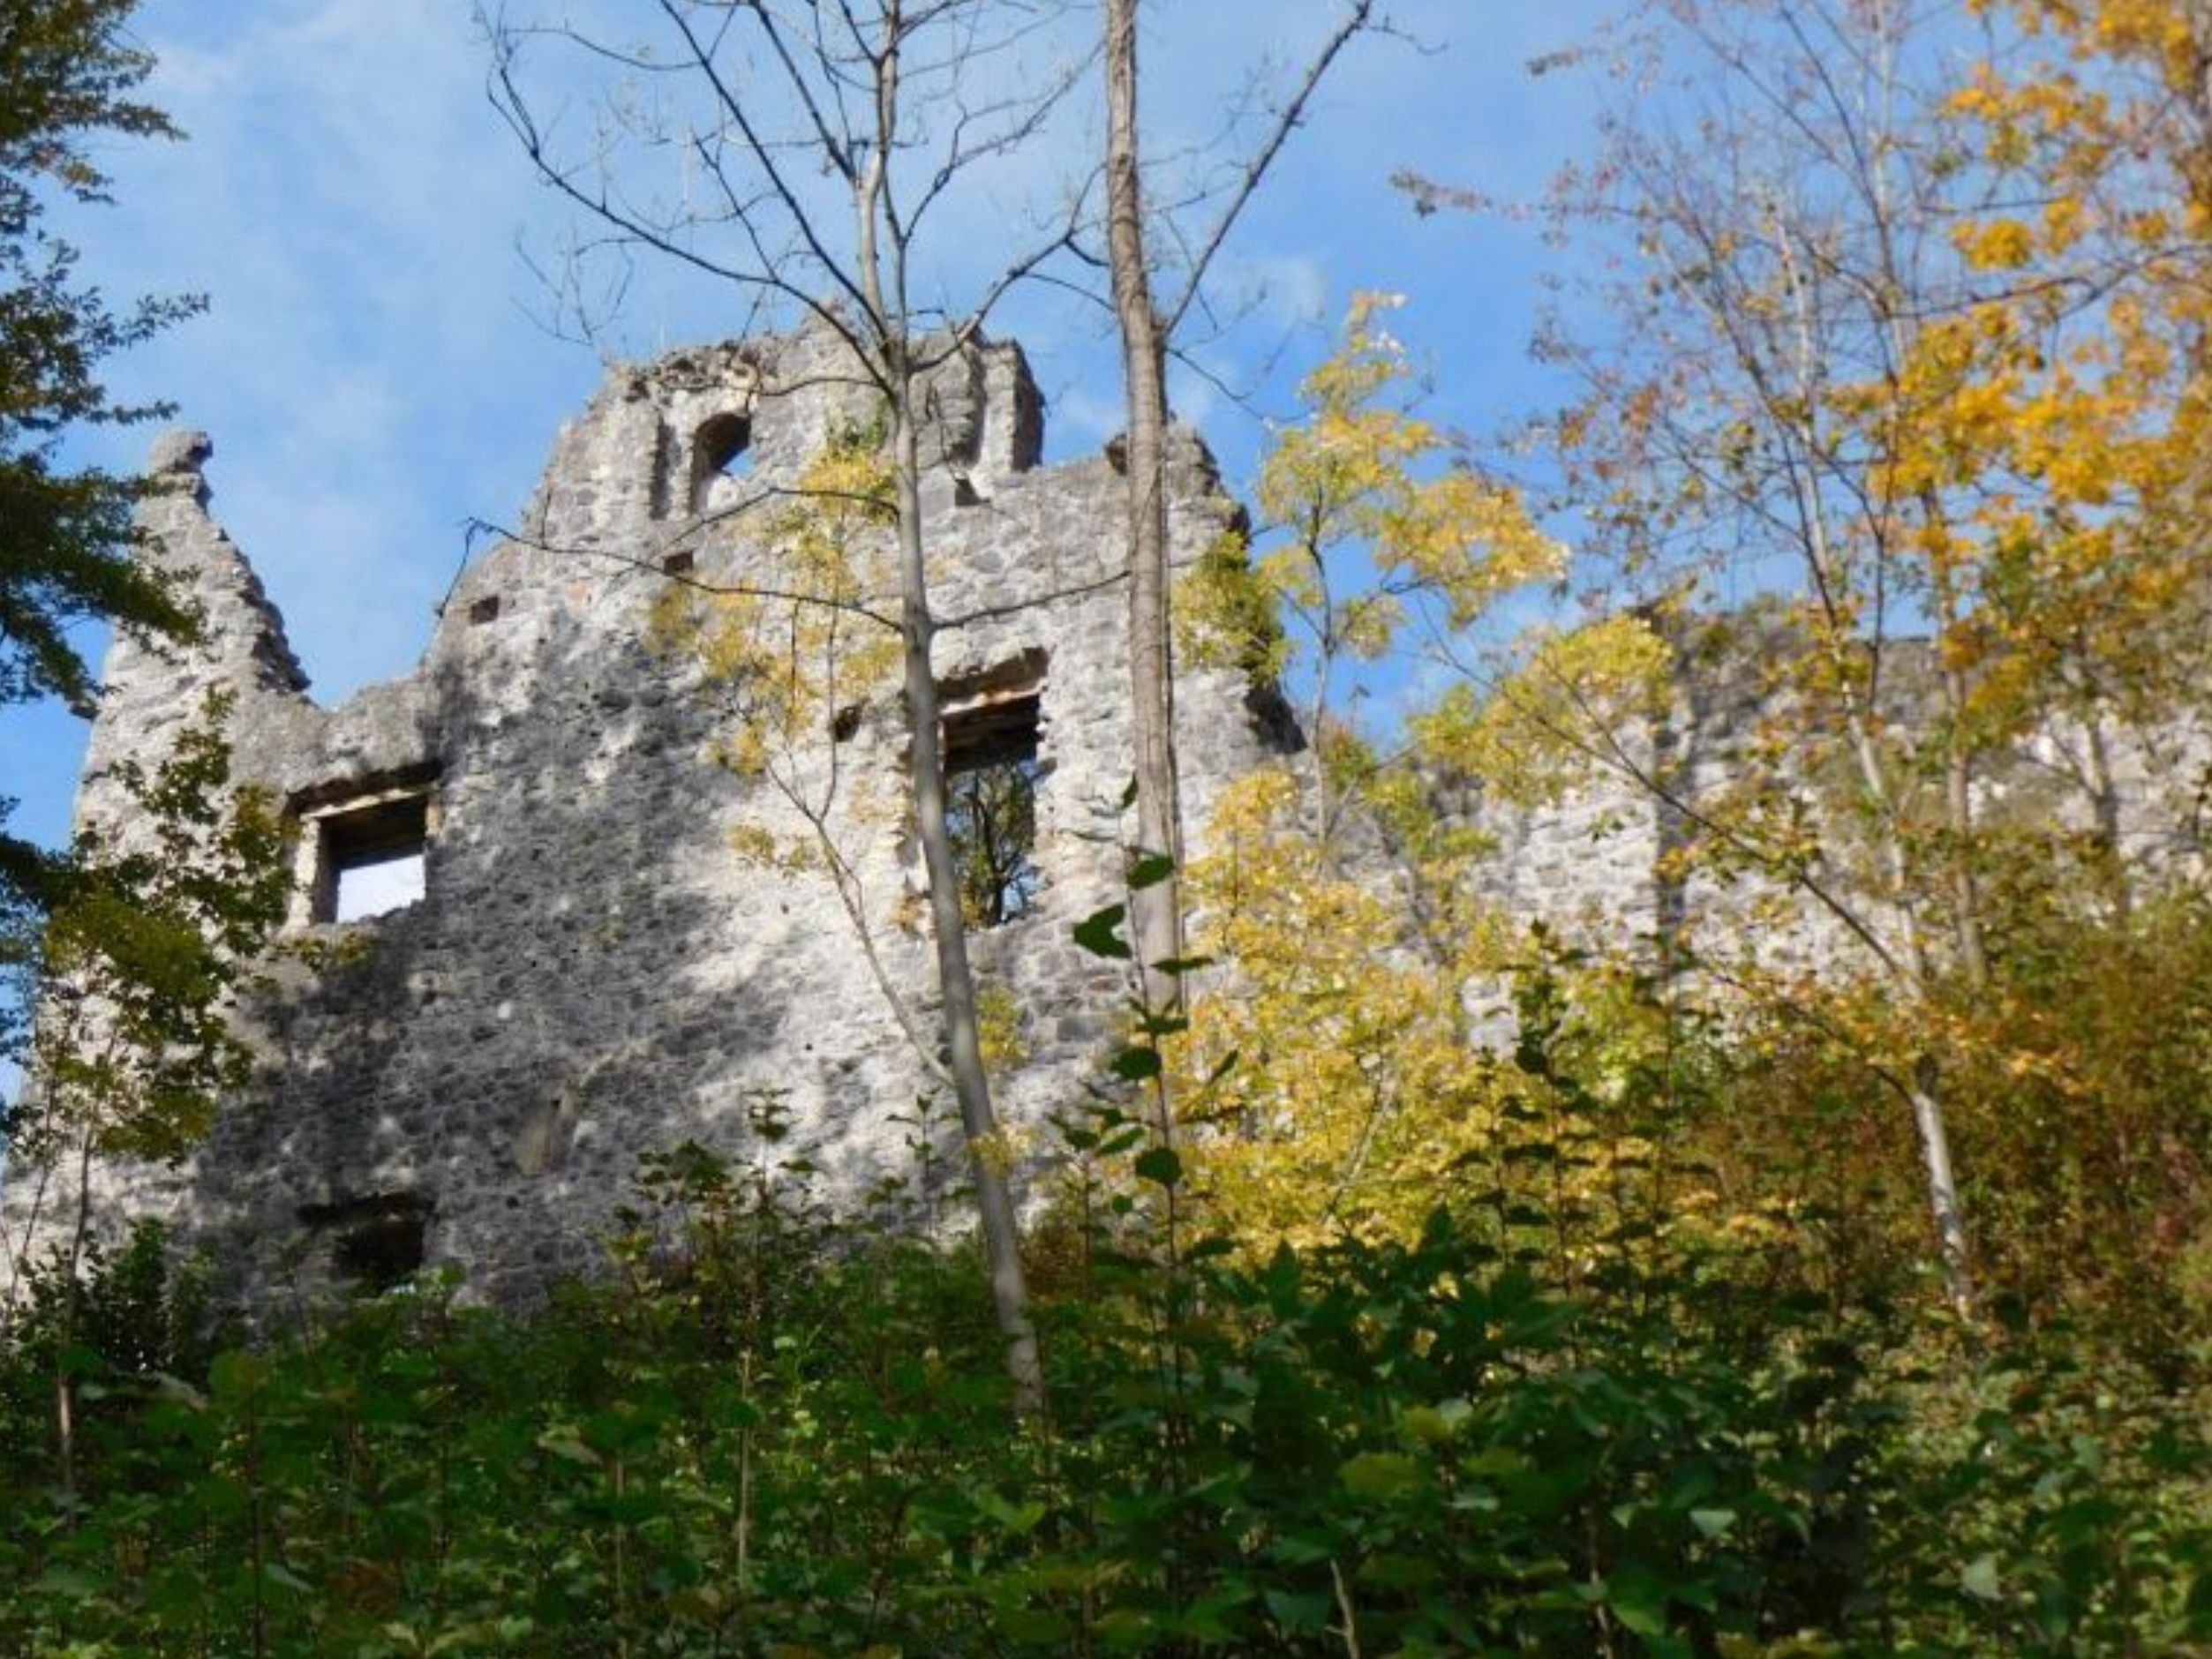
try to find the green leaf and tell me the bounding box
[151,1370,208,1410]
[1359,1550,1441,1589]
[2189,1567,2212,1618]
[997,1605,1075,1645]
[1134,1146,1183,1188]
[1399,1403,1469,1446]
[1961,1554,2002,1603]
[33,1564,106,1600]
[538,1424,603,1467]
[1127,852,1177,890]
[1689,1507,1738,1540]
[1263,1588,1335,1633]
[260,1560,312,1595]
[1340,1450,1426,1501]
[1605,1564,1675,1640]
[1111,1046,1162,1082]
[1073,905,1132,959]
[977,1491,1049,1535]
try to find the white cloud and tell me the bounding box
[67,0,603,702]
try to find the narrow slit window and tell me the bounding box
[311,791,432,923]
[943,687,1043,927]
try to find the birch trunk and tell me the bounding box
[1104,0,1189,1050]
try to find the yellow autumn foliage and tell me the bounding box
[650,428,900,783]
[1170,769,1513,1250]
[650,427,904,894]
[1179,292,1563,691]
[1169,766,1746,1263]
[1411,615,1675,810]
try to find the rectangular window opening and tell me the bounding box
[943,684,1043,928]
[468,595,501,626]
[662,549,696,577]
[305,786,434,924]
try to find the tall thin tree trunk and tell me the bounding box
[56,1129,96,1507]
[1908,1057,1975,1319]
[843,11,1041,1413]
[1921,530,1990,991]
[1104,0,1189,1058]
[889,371,1042,1413]
[1940,676,1989,987]
[2085,712,2133,919]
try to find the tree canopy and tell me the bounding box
[0,0,199,913]
[10,2,2212,1649]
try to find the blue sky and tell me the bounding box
[6,0,1613,866]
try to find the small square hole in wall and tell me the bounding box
[662,549,696,577]
[468,595,501,626]
[310,791,433,924]
[299,1194,429,1294]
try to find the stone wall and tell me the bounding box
[22,322,1288,1307]
[1446,610,2212,978]
[21,322,2210,1310]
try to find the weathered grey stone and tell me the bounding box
[13,327,1291,1310]
[24,327,2205,1316]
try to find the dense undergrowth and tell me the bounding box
[5,974,2212,1659]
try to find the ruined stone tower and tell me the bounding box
[37,323,1288,1304]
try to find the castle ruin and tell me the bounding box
[16,320,2208,1309]
[23,324,1287,1304]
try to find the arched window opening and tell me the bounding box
[690,411,753,512]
